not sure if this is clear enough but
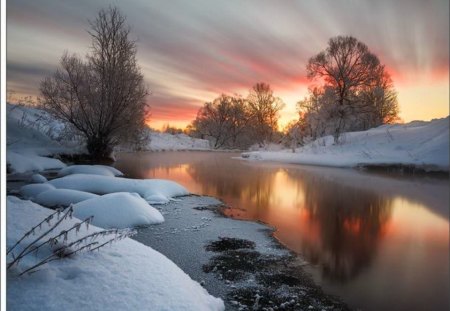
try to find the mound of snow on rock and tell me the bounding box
[20,183,56,199]
[7,196,224,311]
[73,192,164,228]
[34,189,98,207]
[49,174,189,204]
[58,165,123,177]
[242,117,449,171]
[29,174,48,183]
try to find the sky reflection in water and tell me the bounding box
[115,151,449,311]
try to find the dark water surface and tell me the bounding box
[115,151,449,311]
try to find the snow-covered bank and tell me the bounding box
[146,131,210,151]
[242,117,449,172]
[6,103,210,173]
[17,165,189,228]
[7,197,224,311]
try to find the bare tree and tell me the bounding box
[40,7,149,159]
[192,95,250,149]
[247,83,285,146]
[306,36,398,143]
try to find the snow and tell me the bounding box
[58,165,124,177]
[34,189,99,207]
[7,151,66,174]
[20,183,56,199]
[29,174,48,183]
[242,117,449,171]
[49,174,189,204]
[6,103,210,174]
[73,192,164,228]
[7,196,224,311]
[148,132,210,151]
[6,103,71,156]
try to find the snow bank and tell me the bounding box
[148,132,210,151]
[243,117,449,171]
[73,192,164,228]
[7,197,224,311]
[20,183,56,199]
[7,151,66,174]
[49,174,189,204]
[58,165,124,177]
[34,189,98,207]
[6,103,71,156]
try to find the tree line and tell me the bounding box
[188,83,284,149]
[193,36,399,149]
[39,7,399,158]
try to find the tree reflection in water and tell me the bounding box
[114,151,449,311]
[186,158,393,282]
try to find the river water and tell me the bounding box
[115,151,449,311]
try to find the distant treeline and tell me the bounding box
[187,36,399,150]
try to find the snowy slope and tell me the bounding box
[6,103,74,155]
[242,117,449,171]
[6,103,210,173]
[148,132,210,151]
[7,197,224,311]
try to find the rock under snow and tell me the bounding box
[73,192,164,228]
[20,183,56,199]
[34,189,99,207]
[49,174,189,204]
[57,165,124,177]
[29,174,48,183]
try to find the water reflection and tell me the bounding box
[115,151,449,311]
[186,160,394,282]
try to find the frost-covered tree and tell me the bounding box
[305,36,398,143]
[247,83,285,146]
[192,95,250,149]
[40,7,149,159]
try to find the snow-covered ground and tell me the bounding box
[6,196,224,311]
[6,103,210,174]
[147,131,210,151]
[242,117,449,172]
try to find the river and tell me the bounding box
[114,151,449,311]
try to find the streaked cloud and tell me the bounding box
[7,0,449,128]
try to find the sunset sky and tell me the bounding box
[7,0,449,130]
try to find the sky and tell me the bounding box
[7,0,449,130]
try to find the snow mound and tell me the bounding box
[49,174,189,204]
[7,197,224,311]
[58,165,124,177]
[29,174,48,183]
[7,151,66,174]
[243,117,449,171]
[20,183,56,199]
[34,189,98,207]
[73,192,164,228]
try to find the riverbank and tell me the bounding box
[242,117,449,173]
[6,168,350,310]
